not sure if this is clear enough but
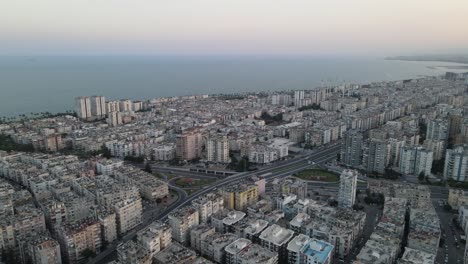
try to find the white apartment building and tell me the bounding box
[423,139,446,161]
[426,119,449,141]
[107,111,123,127]
[225,238,251,264]
[75,96,106,120]
[294,90,305,108]
[119,99,133,112]
[259,224,294,262]
[248,144,279,164]
[287,234,311,264]
[56,220,102,264]
[399,146,433,176]
[90,95,106,118]
[341,130,363,168]
[74,96,91,120]
[152,144,176,161]
[106,100,120,113]
[338,169,358,208]
[132,101,143,112]
[168,206,199,245]
[96,159,124,175]
[444,145,468,182]
[365,139,389,175]
[206,136,230,163]
[114,197,143,234]
[192,192,224,223]
[414,148,434,177]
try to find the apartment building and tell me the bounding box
[259,224,294,263]
[114,197,142,234]
[338,169,358,208]
[220,184,259,211]
[176,130,203,161]
[206,135,230,163]
[168,206,199,245]
[56,219,102,264]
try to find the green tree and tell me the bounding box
[443,204,452,211]
[101,145,112,158]
[234,156,251,172]
[81,248,96,259]
[144,163,152,173]
[418,172,425,182]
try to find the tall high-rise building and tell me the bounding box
[206,136,230,163]
[400,145,433,176]
[74,97,91,120]
[106,100,121,113]
[449,114,463,138]
[90,96,106,118]
[75,96,106,120]
[338,169,358,208]
[119,99,133,112]
[414,147,434,177]
[423,139,446,161]
[271,94,291,106]
[426,119,449,141]
[176,130,203,161]
[107,111,123,127]
[364,139,389,174]
[399,146,433,176]
[294,90,305,108]
[340,130,363,168]
[388,138,405,166]
[444,145,468,182]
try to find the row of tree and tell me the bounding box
[298,104,323,111]
[0,134,35,152]
[0,110,76,124]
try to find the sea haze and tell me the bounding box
[0,56,466,117]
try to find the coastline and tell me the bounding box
[386,55,468,65]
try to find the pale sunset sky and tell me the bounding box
[1,0,467,56]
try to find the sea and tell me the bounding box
[0,56,467,117]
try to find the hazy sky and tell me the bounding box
[1,0,468,56]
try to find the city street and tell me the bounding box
[433,199,465,264]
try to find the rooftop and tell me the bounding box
[259,224,294,246]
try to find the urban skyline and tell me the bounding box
[2,1,468,264]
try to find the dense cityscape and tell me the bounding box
[0,72,467,264]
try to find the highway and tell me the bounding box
[90,143,341,264]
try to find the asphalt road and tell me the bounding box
[433,199,465,264]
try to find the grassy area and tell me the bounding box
[152,172,178,181]
[293,169,339,182]
[174,178,215,188]
[357,181,367,187]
